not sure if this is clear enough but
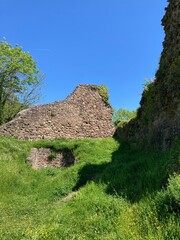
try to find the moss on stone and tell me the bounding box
[93,84,110,106]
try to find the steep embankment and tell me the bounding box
[116,0,180,148]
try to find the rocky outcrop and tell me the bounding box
[116,0,180,148]
[0,85,115,140]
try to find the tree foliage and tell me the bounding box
[113,108,137,127]
[0,39,43,124]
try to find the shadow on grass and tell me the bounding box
[72,163,109,191]
[73,138,179,203]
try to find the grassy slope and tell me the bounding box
[0,136,179,240]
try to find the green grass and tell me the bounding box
[0,136,179,239]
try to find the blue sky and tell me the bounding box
[0,0,167,110]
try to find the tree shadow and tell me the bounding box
[73,138,178,203]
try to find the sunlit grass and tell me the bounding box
[0,136,179,239]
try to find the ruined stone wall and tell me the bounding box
[116,0,180,148]
[27,148,76,169]
[0,85,115,140]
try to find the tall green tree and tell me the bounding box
[0,39,43,124]
[113,108,137,127]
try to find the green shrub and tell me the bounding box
[167,174,180,205]
[95,84,110,106]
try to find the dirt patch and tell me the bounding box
[61,192,77,202]
[27,148,76,169]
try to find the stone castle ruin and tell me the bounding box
[0,85,115,140]
[1,1,179,148]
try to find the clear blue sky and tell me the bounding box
[0,0,167,110]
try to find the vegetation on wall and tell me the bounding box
[94,84,110,106]
[138,79,156,124]
[117,0,180,148]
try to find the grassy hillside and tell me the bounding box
[0,136,179,239]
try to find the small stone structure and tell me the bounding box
[27,148,76,169]
[0,84,115,140]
